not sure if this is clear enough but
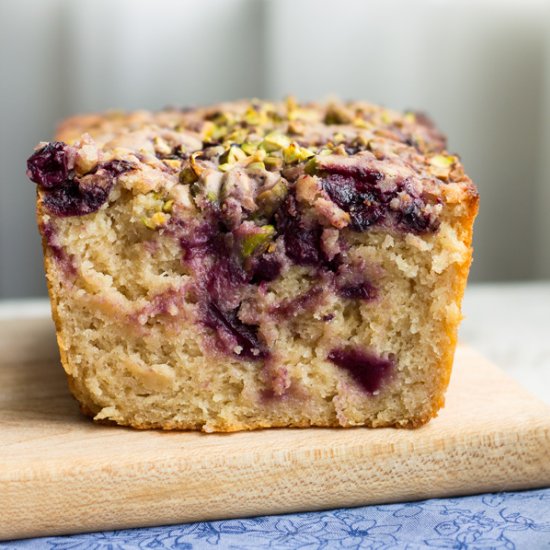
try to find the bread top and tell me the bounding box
[27,98,477,232]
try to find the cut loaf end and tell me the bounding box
[28,99,478,432]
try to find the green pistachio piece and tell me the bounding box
[244,106,269,126]
[163,159,182,170]
[283,143,315,164]
[220,144,247,165]
[190,152,204,176]
[352,117,369,129]
[241,142,258,155]
[241,225,275,258]
[256,179,288,216]
[162,199,174,213]
[179,166,199,185]
[142,211,170,230]
[428,154,456,180]
[247,161,265,171]
[208,111,235,127]
[261,132,291,152]
[224,128,248,145]
[304,157,319,175]
[252,148,266,161]
[332,144,348,156]
[429,154,455,168]
[264,155,283,171]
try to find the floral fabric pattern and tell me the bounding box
[3,489,549,549]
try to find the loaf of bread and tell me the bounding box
[27,98,478,431]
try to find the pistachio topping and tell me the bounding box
[241,225,275,258]
[283,142,315,164]
[428,154,457,180]
[261,132,291,152]
[136,192,173,229]
[256,179,288,217]
[220,144,247,165]
[35,98,474,235]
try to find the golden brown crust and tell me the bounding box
[419,192,480,427]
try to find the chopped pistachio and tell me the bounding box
[190,152,205,176]
[162,199,174,213]
[202,118,230,142]
[429,154,455,168]
[352,117,369,129]
[354,134,371,148]
[245,148,266,167]
[244,106,269,126]
[251,148,267,162]
[163,159,182,170]
[264,155,283,171]
[283,142,315,164]
[332,144,348,156]
[404,112,416,123]
[261,132,291,152]
[304,157,319,175]
[241,225,275,258]
[428,154,456,180]
[247,161,265,171]
[220,144,247,165]
[224,128,248,144]
[143,211,170,230]
[241,142,258,155]
[179,166,199,185]
[211,125,229,141]
[218,163,232,172]
[208,111,235,127]
[201,121,216,141]
[256,179,287,216]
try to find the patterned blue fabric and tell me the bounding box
[4,489,550,549]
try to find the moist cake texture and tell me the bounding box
[27,98,478,431]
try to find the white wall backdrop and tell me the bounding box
[1,0,549,297]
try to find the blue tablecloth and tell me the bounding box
[4,489,550,549]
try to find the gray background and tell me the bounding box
[1,0,549,298]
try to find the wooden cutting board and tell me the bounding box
[1,317,550,541]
